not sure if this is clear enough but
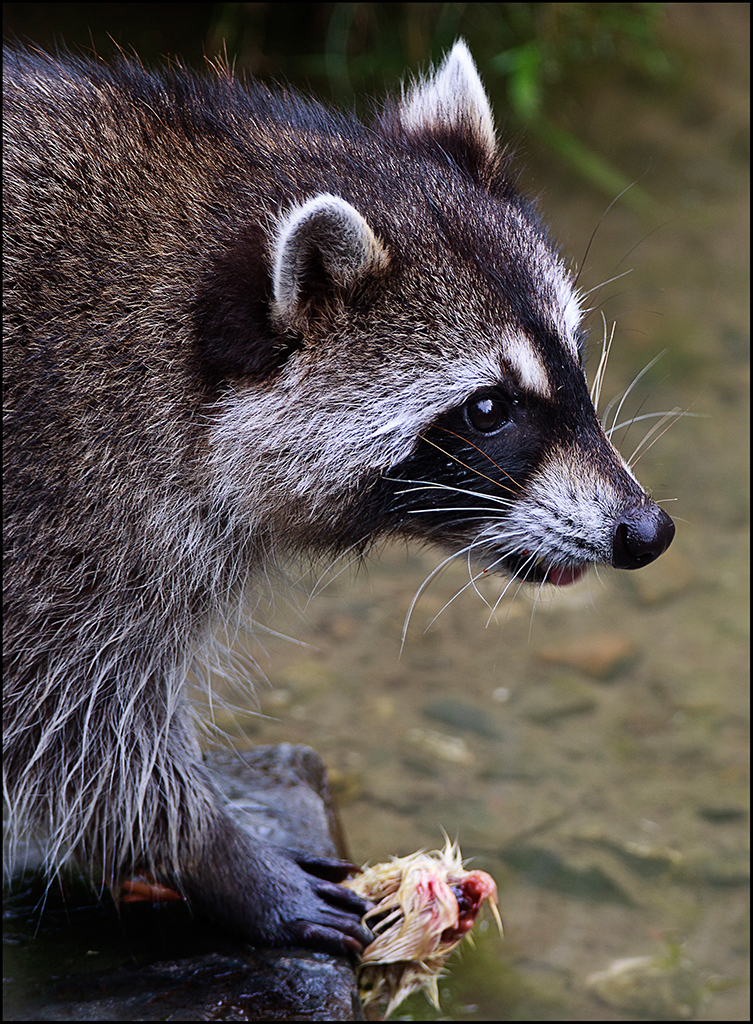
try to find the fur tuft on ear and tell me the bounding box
[271,194,389,325]
[398,40,496,161]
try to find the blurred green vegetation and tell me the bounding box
[4,3,676,209]
[5,3,674,106]
[206,3,674,112]
[210,2,672,213]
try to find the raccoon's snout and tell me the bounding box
[611,504,675,570]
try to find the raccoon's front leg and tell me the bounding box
[113,712,372,954]
[178,810,373,955]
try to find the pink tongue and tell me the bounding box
[546,564,587,587]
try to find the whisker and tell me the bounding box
[590,313,616,410]
[574,177,645,289]
[527,548,559,639]
[404,507,512,517]
[386,478,514,510]
[591,563,607,592]
[607,409,700,438]
[615,221,674,270]
[422,564,494,633]
[582,296,634,318]
[401,543,478,651]
[433,427,527,495]
[609,350,667,438]
[466,545,494,610]
[417,435,523,498]
[612,386,653,451]
[486,555,535,627]
[601,391,621,430]
[307,544,365,604]
[625,409,682,466]
[579,268,633,300]
[628,409,688,469]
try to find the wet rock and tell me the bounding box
[3,745,364,1022]
[422,698,503,738]
[517,676,598,723]
[4,944,362,1021]
[576,826,685,877]
[209,744,349,858]
[404,727,474,765]
[695,804,747,824]
[586,948,708,1019]
[538,632,637,679]
[498,843,636,905]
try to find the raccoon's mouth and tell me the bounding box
[501,551,588,587]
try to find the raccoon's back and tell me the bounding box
[4,49,249,346]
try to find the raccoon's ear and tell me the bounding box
[397,39,496,162]
[271,194,389,326]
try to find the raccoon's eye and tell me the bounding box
[465,394,511,434]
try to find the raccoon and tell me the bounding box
[3,41,674,955]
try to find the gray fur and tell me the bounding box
[3,41,673,951]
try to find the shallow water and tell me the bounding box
[220,6,748,1020]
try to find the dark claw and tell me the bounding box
[317,907,374,947]
[288,919,371,957]
[294,853,360,883]
[313,878,373,915]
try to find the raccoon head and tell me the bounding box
[211,41,674,582]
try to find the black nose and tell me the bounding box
[612,504,675,570]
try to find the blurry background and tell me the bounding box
[4,4,748,1020]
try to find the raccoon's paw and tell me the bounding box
[182,824,373,957]
[273,851,374,956]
